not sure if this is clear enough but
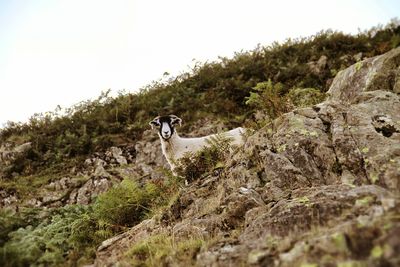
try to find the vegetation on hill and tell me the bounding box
[0,175,183,266]
[0,20,400,266]
[1,20,399,178]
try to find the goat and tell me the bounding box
[149,114,246,175]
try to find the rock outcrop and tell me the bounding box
[94,48,400,266]
[0,142,32,178]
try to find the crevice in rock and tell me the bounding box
[342,112,370,182]
[372,114,399,138]
[257,169,267,186]
[332,157,343,176]
[312,106,321,113]
[279,151,312,186]
[321,120,332,136]
[375,124,398,137]
[318,112,344,178]
[303,141,327,184]
[344,225,381,259]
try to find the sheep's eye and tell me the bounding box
[171,119,181,125]
[149,120,161,128]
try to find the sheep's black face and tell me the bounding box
[149,115,182,140]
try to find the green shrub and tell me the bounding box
[0,205,92,267]
[0,208,41,247]
[1,189,165,267]
[286,87,326,108]
[0,174,184,266]
[126,234,204,267]
[0,180,167,267]
[175,135,232,182]
[245,82,326,126]
[245,80,290,122]
[93,179,163,228]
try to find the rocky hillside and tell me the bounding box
[1,24,400,266]
[94,47,400,266]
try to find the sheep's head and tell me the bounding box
[149,114,182,140]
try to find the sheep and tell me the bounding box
[149,114,246,175]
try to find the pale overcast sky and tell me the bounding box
[0,0,399,126]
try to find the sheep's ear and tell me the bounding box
[149,117,160,129]
[170,115,182,127]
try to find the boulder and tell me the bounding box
[106,146,128,165]
[307,55,328,75]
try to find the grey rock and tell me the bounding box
[75,178,113,205]
[93,159,111,178]
[109,147,128,165]
[328,46,400,103]
[13,142,32,153]
[307,55,328,75]
[354,52,363,62]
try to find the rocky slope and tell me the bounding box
[0,118,225,210]
[94,48,400,266]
